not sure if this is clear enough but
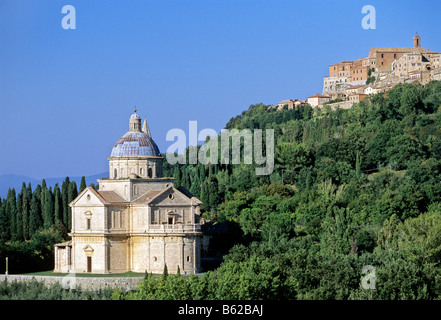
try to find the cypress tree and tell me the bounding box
[200,180,210,211]
[189,173,201,198]
[22,183,31,240]
[26,183,32,197]
[6,188,17,241]
[206,164,211,179]
[43,187,54,229]
[54,183,62,226]
[162,263,168,280]
[61,177,70,228]
[0,200,8,239]
[79,176,87,193]
[181,169,190,189]
[198,163,206,181]
[29,186,43,237]
[67,181,78,230]
[173,166,181,187]
[40,179,47,221]
[15,184,24,241]
[208,177,220,209]
[356,150,362,179]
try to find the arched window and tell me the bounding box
[148,168,152,178]
[114,168,117,179]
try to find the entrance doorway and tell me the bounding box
[87,256,92,273]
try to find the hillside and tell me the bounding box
[135,80,441,299]
[1,80,441,299]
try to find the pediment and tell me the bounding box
[70,187,109,207]
[83,245,94,252]
[146,186,201,206]
[152,188,189,205]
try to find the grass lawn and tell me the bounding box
[22,271,147,277]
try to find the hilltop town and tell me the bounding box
[270,34,441,111]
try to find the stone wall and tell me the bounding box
[0,274,143,291]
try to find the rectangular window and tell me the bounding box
[68,249,72,266]
[151,210,156,224]
[86,218,91,230]
[112,211,122,229]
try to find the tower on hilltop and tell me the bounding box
[413,33,421,48]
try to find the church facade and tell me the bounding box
[54,110,202,274]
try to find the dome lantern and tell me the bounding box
[109,109,163,179]
[129,107,142,132]
[110,109,161,157]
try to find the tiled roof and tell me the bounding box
[371,47,437,54]
[132,189,167,204]
[111,131,160,157]
[98,191,127,203]
[55,241,72,247]
[308,94,330,99]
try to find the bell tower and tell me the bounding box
[413,33,421,48]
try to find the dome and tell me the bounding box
[111,131,160,157]
[130,112,141,120]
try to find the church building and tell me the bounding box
[54,109,202,274]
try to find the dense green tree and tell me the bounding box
[207,177,220,209]
[189,172,201,198]
[365,119,403,169]
[399,84,423,117]
[29,185,43,237]
[42,188,54,229]
[15,184,25,241]
[0,200,8,239]
[61,177,70,228]
[79,176,87,193]
[53,184,62,226]
[386,134,426,169]
[6,189,17,240]
[67,181,78,230]
[173,166,181,187]
[396,205,441,266]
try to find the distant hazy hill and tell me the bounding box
[0,172,107,199]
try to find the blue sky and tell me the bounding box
[1,0,440,179]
